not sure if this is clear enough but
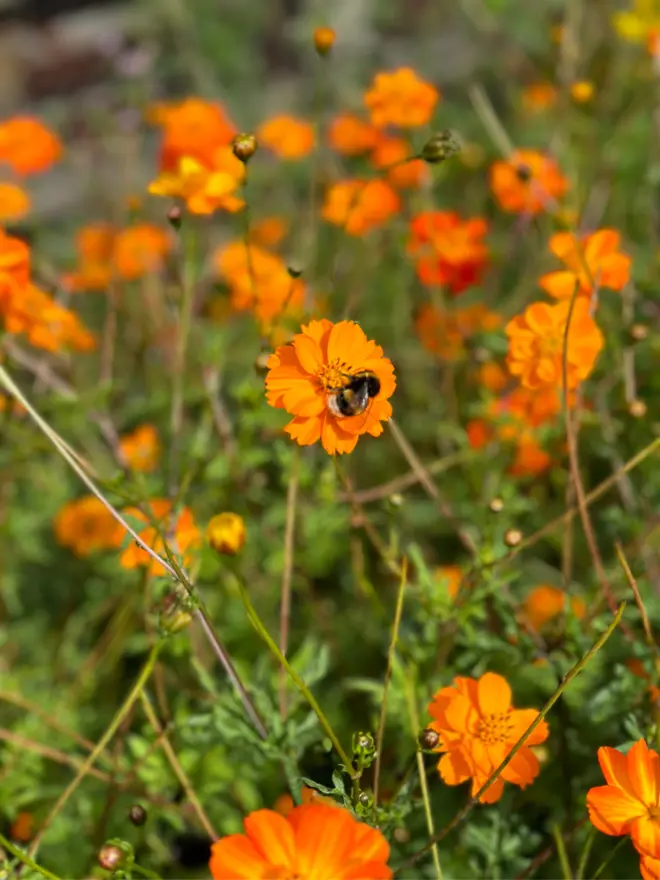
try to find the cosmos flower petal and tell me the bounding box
[209,833,270,878]
[539,270,583,299]
[587,785,645,835]
[500,746,539,787]
[628,740,660,807]
[438,749,473,786]
[444,692,476,734]
[507,709,549,745]
[598,746,637,795]
[477,672,512,716]
[285,416,322,447]
[632,815,660,858]
[473,774,505,804]
[640,853,660,880]
[293,333,324,374]
[327,320,369,365]
[243,809,296,866]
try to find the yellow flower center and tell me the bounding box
[478,712,513,744]
[316,359,353,390]
[537,332,563,359]
[649,806,660,821]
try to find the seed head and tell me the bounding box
[419,728,440,750]
[419,130,461,164]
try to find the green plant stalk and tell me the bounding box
[552,823,574,880]
[576,827,596,880]
[404,671,443,880]
[0,832,62,880]
[592,837,628,879]
[234,576,351,768]
[396,602,626,872]
[373,558,408,811]
[28,642,162,859]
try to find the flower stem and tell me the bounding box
[0,832,61,880]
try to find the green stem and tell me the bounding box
[576,827,596,880]
[234,577,351,768]
[552,823,573,880]
[0,833,62,880]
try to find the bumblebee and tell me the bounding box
[327,370,381,417]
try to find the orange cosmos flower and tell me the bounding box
[408,212,489,293]
[476,361,509,393]
[66,223,171,290]
[521,83,558,113]
[119,424,161,472]
[0,229,30,309]
[490,149,568,215]
[113,224,171,280]
[428,671,549,804]
[149,149,245,215]
[321,178,400,236]
[506,299,604,391]
[54,496,123,557]
[0,182,30,221]
[416,303,502,361]
[265,319,396,455]
[328,113,381,155]
[249,216,287,247]
[509,436,553,477]
[364,68,439,128]
[0,117,62,176]
[371,135,428,188]
[65,223,116,292]
[539,229,631,300]
[642,854,660,880]
[213,240,305,326]
[150,97,236,172]
[120,500,201,577]
[587,739,660,858]
[257,115,315,159]
[520,585,586,632]
[435,565,464,601]
[209,804,392,879]
[4,283,95,352]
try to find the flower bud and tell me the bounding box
[255,351,272,375]
[167,205,182,230]
[387,492,404,509]
[97,843,125,871]
[207,512,246,556]
[159,591,193,634]
[358,790,373,808]
[629,399,647,418]
[570,80,594,103]
[287,263,303,279]
[630,323,648,343]
[489,497,504,514]
[313,26,336,56]
[419,728,440,750]
[353,731,376,761]
[504,528,523,548]
[419,130,461,164]
[128,804,147,826]
[232,133,258,164]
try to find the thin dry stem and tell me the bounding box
[279,451,300,719]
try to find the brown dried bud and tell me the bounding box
[420,130,461,164]
[313,26,336,56]
[504,528,523,548]
[232,133,258,163]
[629,399,647,418]
[419,728,440,750]
[128,804,147,826]
[255,350,272,375]
[167,205,182,230]
[287,264,303,279]
[97,844,124,871]
[630,323,648,343]
[489,497,504,513]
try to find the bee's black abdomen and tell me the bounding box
[365,374,380,398]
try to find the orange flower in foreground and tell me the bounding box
[54,496,123,557]
[0,182,30,221]
[0,116,62,176]
[520,585,586,632]
[490,149,568,215]
[322,178,400,236]
[371,136,428,188]
[150,97,236,171]
[149,149,245,215]
[642,854,660,880]
[209,804,391,879]
[416,303,502,361]
[120,500,201,577]
[539,229,631,300]
[257,115,315,159]
[428,672,549,804]
[119,424,161,472]
[506,299,604,391]
[213,240,305,326]
[587,739,660,858]
[265,319,396,455]
[364,68,439,128]
[408,212,489,293]
[328,114,381,155]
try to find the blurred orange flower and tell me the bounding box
[328,114,381,155]
[257,115,315,159]
[0,182,30,221]
[273,786,339,817]
[520,585,586,631]
[0,116,62,176]
[416,303,502,361]
[213,240,305,326]
[119,424,161,472]
[5,283,96,352]
[587,739,660,858]
[428,671,549,804]
[435,565,464,601]
[321,178,400,236]
[477,361,509,393]
[54,496,123,557]
[509,437,553,477]
[65,223,116,291]
[150,97,236,172]
[364,68,439,128]
[408,212,489,293]
[67,223,171,290]
[490,149,568,215]
[209,804,391,879]
[539,229,631,300]
[149,150,245,215]
[249,216,287,247]
[0,229,30,301]
[113,224,171,280]
[521,83,558,113]
[371,136,428,188]
[120,500,201,577]
[505,299,603,391]
[265,319,396,455]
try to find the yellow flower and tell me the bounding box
[207,513,246,555]
[613,0,660,42]
[570,80,594,102]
